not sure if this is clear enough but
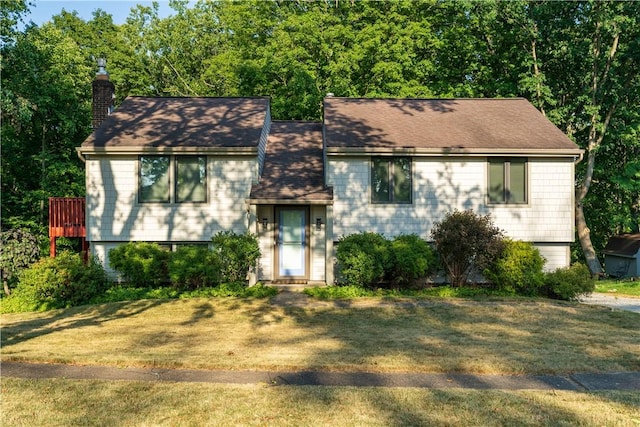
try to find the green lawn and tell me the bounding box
[595,279,640,297]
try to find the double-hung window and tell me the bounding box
[371,157,412,203]
[488,158,527,204]
[139,155,207,203]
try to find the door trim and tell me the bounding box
[274,206,310,280]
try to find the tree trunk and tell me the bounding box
[3,278,11,296]
[575,199,603,276]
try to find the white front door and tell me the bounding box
[276,207,308,279]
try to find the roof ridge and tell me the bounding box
[324,97,527,101]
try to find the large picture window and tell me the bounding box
[139,156,207,203]
[488,158,527,204]
[371,157,411,203]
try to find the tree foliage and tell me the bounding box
[2,0,638,271]
[0,229,41,295]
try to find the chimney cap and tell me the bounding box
[96,58,108,76]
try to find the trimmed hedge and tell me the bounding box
[1,251,109,313]
[335,232,436,288]
[108,242,170,287]
[543,263,595,301]
[335,232,392,287]
[390,234,437,288]
[484,240,546,296]
[211,231,260,283]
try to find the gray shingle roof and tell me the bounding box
[80,96,270,151]
[323,98,582,153]
[250,121,333,203]
[604,234,640,257]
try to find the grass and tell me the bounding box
[595,279,640,297]
[2,297,639,375]
[2,378,639,426]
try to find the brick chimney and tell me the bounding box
[92,58,115,130]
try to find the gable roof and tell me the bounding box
[249,121,333,204]
[323,98,582,155]
[80,96,270,153]
[604,234,640,257]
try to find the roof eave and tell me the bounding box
[247,198,334,206]
[325,147,584,157]
[77,146,259,156]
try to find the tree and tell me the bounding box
[0,229,41,295]
[536,1,639,274]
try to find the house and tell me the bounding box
[603,234,640,278]
[78,69,583,284]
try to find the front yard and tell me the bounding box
[2,296,639,426]
[2,297,638,374]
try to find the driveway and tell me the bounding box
[580,293,640,314]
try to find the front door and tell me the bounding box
[275,207,308,279]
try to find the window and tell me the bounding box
[139,156,207,203]
[488,158,527,204]
[371,157,411,203]
[176,156,206,203]
[140,156,170,203]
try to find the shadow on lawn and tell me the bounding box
[240,297,640,425]
[1,300,165,348]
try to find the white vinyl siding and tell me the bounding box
[327,156,575,265]
[86,155,257,242]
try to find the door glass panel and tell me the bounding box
[279,210,305,277]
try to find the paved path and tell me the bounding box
[3,362,639,391]
[579,293,640,314]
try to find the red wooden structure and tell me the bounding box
[49,197,88,257]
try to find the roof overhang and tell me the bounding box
[77,146,258,156]
[247,198,333,206]
[325,147,584,158]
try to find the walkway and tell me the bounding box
[579,293,640,314]
[3,362,639,391]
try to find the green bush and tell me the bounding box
[1,251,109,313]
[431,210,504,287]
[484,240,546,296]
[0,229,41,295]
[168,245,221,289]
[335,232,392,287]
[108,242,170,287]
[211,231,260,284]
[390,234,437,288]
[543,263,595,301]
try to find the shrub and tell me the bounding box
[0,229,41,295]
[211,231,260,284]
[335,232,392,287]
[390,234,437,288]
[543,263,595,301]
[168,245,221,289]
[1,251,109,313]
[108,242,170,287]
[431,210,504,287]
[484,240,546,296]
